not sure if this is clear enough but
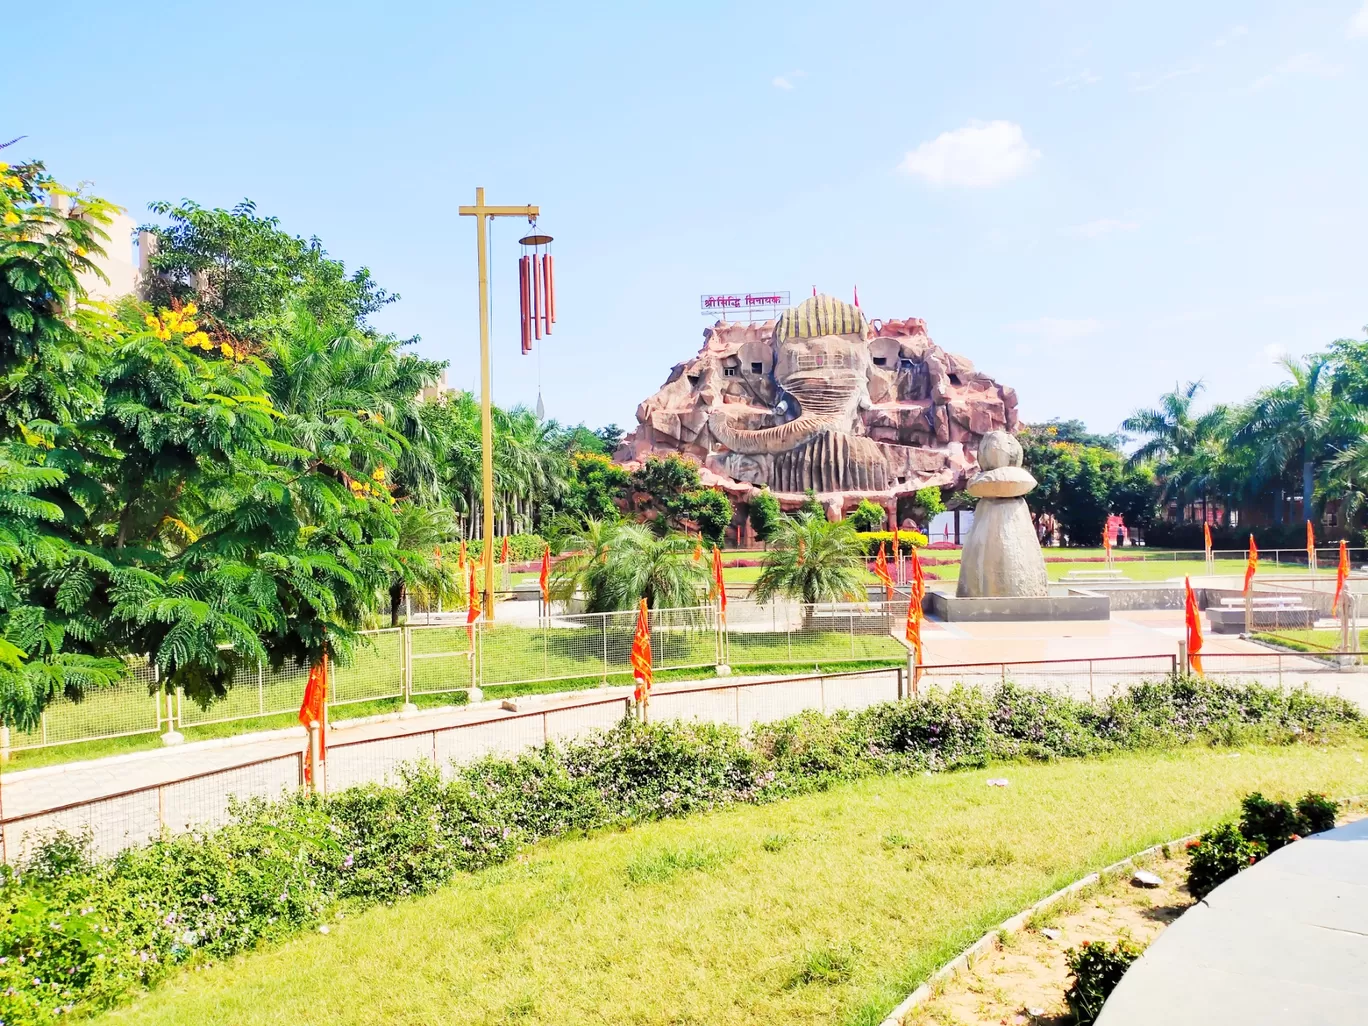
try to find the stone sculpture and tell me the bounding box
[615,295,1020,522]
[955,431,1049,598]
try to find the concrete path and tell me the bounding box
[1097,818,1368,1025]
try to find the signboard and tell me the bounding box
[700,291,790,314]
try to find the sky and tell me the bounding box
[7,0,1368,439]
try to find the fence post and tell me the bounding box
[157,784,166,834]
[307,720,321,795]
[1088,660,1095,704]
[1000,663,1007,686]
[601,615,609,684]
[257,660,265,716]
[1177,639,1187,677]
[897,665,905,701]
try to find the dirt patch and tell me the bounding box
[903,847,1192,1026]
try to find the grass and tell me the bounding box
[99,742,1368,1026]
[1251,629,1368,654]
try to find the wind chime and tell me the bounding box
[518,225,554,418]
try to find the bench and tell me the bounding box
[1206,595,1316,633]
[1062,569,1127,581]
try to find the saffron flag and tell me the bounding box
[500,536,509,565]
[538,544,551,605]
[910,547,925,603]
[1306,520,1316,569]
[1183,576,1204,676]
[711,545,727,617]
[904,580,923,669]
[1102,523,1112,553]
[466,562,480,641]
[873,542,894,599]
[1203,522,1212,557]
[630,598,652,703]
[1333,539,1349,615]
[298,656,328,783]
[1243,535,1258,595]
[693,538,702,562]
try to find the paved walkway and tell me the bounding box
[1098,817,1368,1025]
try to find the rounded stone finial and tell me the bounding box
[977,430,1022,471]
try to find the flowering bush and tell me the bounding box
[1186,789,1340,898]
[1064,937,1144,1024]
[855,531,929,556]
[0,678,1359,1022]
[1186,822,1265,898]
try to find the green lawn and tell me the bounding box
[1251,629,1367,654]
[101,742,1368,1026]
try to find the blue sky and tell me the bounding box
[8,1,1368,438]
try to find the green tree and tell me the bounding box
[847,498,885,533]
[1121,382,1232,520]
[798,488,826,520]
[140,199,395,333]
[752,514,866,606]
[1234,354,1351,521]
[747,488,782,542]
[690,488,733,545]
[550,519,708,611]
[912,486,946,523]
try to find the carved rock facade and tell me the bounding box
[615,295,1019,520]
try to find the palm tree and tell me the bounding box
[1122,381,1231,520]
[550,519,708,611]
[385,502,462,626]
[752,513,866,606]
[1233,355,1350,522]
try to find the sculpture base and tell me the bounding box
[927,588,1110,622]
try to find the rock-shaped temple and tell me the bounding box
[615,295,1019,523]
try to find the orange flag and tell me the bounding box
[905,580,923,670]
[1243,535,1258,594]
[1203,522,1213,557]
[1306,520,1316,568]
[1183,576,1204,676]
[910,546,925,603]
[538,544,551,605]
[873,542,894,599]
[1333,539,1349,615]
[630,598,652,703]
[892,523,901,583]
[434,545,442,566]
[500,536,509,565]
[711,545,727,617]
[466,562,480,641]
[298,655,328,783]
[458,539,467,572]
[693,538,702,562]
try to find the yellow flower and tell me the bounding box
[75,246,87,257]
[145,314,161,330]
[2,212,19,226]
[1,176,21,189]
[0,163,8,173]
[183,331,209,348]
[371,466,386,482]
[373,413,384,425]
[220,343,234,358]
[199,339,214,351]
[182,302,197,317]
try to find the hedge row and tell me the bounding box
[1,677,1362,1022]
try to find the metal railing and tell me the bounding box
[0,599,912,756]
[4,647,1365,863]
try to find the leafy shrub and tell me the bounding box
[1239,792,1303,854]
[0,679,1359,1022]
[855,530,929,556]
[1186,822,1265,898]
[1296,792,1339,834]
[1064,937,1144,1024]
[798,489,826,520]
[748,488,782,542]
[689,487,734,545]
[912,486,946,521]
[847,499,886,533]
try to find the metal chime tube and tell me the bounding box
[542,253,552,335]
[532,254,543,341]
[518,255,529,353]
[547,253,555,325]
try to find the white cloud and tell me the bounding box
[1066,218,1139,239]
[898,120,1041,188]
[1131,64,1203,92]
[1350,2,1368,38]
[1053,69,1101,89]
[1249,52,1344,90]
[1008,318,1103,345]
[772,70,806,90]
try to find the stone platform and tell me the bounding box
[926,587,1110,622]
